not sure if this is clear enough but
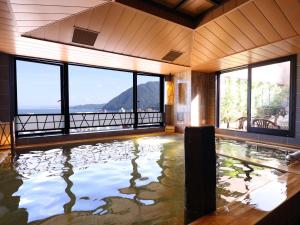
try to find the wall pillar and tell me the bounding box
[0,52,12,150]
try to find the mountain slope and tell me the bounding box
[103,81,160,111]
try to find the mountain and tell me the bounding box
[103,81,160,111]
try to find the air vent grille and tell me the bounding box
[72,27,98,46]
[162,50,183,62]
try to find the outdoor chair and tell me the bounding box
[252,118,280,129]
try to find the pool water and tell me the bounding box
[216,138,291,167]
[0,135,284,225]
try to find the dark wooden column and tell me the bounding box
[184,126,216,224]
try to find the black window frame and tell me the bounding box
[13,55,165,137]
[217,55,297,137]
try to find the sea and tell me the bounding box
[18,108,99,114]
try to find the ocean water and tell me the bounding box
[18,108,99,114]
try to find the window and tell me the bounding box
[250,61,290,131]
[137,75,161,112]
[16,60,62,114]
[219,69,248,130]
[218,55,296,137]
[14,57,165,137]
[69,65,133,113]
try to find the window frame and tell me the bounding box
[217,55,297,137]
[14,57,65,115]
[13,55,165,137]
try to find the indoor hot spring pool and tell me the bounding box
[0,135,286,225]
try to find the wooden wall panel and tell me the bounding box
[191,72,215,126]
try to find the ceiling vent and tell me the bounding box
[72,27,98,46]
[162,50,183,62]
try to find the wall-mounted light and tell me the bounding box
[165,74,174,105]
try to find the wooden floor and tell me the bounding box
[191,147,300,225]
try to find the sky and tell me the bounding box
[17,60,158,109]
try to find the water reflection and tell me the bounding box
[216,138,291,168]
[0,136,284,225]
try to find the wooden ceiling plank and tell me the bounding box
[194,32,225,57]
[9,0,105,7]
[16,20,54,27]
[132,19,166,56]
[94,4,124,50]
[157,28,190,59]
[88,3,111,32]
[250,47,279,59]
[273,40,300,53]
[198,27,235,55]
[74,8,93,29]
[239,2,281,43]
[139,21,172,57]
[123,16,157,54]
[113,11,148,53]
[254,0,297,39]
[44,22,60,41]
[58,16,76,43]
[193,39,218,60]
[205,21,245,52]
[147,23,181,58]
[156,26,186,57]
[11,4,87,14]
[226,9,267,47]
[103,6,136,51]
[286,36,300,49]
[275,0,300,35]
[14,12,71,21]
[172,29,193,52]
[260,44,291,56]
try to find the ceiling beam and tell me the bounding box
[174,0,188,9]
[207,0,221,5]
[113,0,196,29]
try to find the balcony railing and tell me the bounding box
[15,112,164,136]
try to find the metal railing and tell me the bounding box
[15,112,164,136]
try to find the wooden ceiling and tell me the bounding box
[0,0,299,74]
[192,0,300,72]
[25,2,194,67]
[0,0,189,74]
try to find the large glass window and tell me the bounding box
[250,61,290,131]
[15,58,164,136]
[137,75,161,112]
[219,69,248,130]
[69,65,133,113]
[218,56,296,137]
[16,60,62,114]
